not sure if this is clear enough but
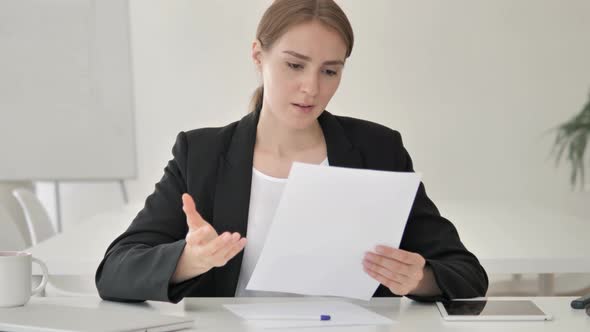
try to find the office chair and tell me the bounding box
[0,204,28,251]
[12,188,56,245]
[0,181,34,246]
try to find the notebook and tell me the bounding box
[0,303,194,332]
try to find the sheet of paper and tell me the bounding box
[223,300,394,328]
[246,162,421,300]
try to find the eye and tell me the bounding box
[287,62,303,70]
[323,69,338,77]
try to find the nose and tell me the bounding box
[300,72,319,97]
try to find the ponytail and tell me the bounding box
[249,86,264,113]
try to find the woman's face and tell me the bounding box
[253,20,347,130]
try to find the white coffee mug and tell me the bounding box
[0,251,48,307]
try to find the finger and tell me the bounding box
[182,193,207,230]
[364,252,413,277]
[213,232,241,257]
[218,235,246,260]
[209,236,247,267]
[200,232,233,256]
[363,265,411,295]
[224,238,247,261]
[375,246,425,266]
[363,259,413,284]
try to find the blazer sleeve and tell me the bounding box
[372,132,489,301]
[95,132,210,303]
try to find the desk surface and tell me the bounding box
[28,200,590,276]
[18,296,590,332]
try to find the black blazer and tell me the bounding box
[95,109,488,303]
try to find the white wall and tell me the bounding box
[37,0,590,231]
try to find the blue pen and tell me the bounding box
[248,314,331,321]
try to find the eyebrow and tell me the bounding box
[283,50,345,66]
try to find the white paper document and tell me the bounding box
[223,300,394,329]
[246,162,421,300]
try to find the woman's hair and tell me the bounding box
[249,0,354,113]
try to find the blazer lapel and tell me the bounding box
[212,110,259,296]
[211,109,364,297]
[318,111,364,169]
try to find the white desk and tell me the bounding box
[28,200,589,294]
[15,296,590,331]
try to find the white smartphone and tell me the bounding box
[436,299,553,321]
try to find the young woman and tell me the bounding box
[96,0,488,303]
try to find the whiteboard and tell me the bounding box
[0,0,136,180]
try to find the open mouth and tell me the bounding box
[292,103,314,113]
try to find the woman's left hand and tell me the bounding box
[363,245,427,296]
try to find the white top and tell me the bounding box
[235,159,329,297]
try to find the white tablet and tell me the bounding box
[436,299,553,321]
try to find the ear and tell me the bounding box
[251,39,263,71]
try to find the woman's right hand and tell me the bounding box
[170,193,247,284]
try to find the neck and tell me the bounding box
[255,106,324,158]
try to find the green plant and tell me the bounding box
[552,92,590,189]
